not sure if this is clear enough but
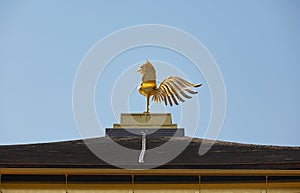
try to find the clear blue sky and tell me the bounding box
[1,0,299,146]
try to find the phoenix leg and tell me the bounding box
[145,95,150,113]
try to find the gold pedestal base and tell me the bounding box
[113,113,177,129]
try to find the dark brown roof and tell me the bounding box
[0,137,300,169]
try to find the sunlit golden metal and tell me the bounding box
[137,60,202,113]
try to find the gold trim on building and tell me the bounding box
[1,168,300,176]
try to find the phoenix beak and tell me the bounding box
[137,67,142,73]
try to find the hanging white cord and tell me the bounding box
[138,132,146,163]
[65,173,68,193]
[0,174,2,193]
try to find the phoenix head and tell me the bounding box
[137,60,156,82]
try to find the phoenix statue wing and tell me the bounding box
[152,76,202,106]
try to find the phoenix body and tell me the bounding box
[137,60,202,113]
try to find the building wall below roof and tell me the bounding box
[1,169,299,192]
[1,188,300,193]
[1,182,300,193]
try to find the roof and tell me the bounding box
[0,137,300,170]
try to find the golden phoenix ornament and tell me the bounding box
[137,60,202,113]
